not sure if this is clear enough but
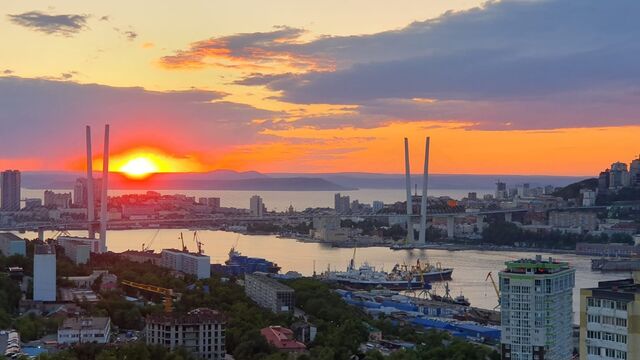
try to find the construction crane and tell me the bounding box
[192,231,204,255]
[485,272,500,308]
[121,280,178,313]
[180,232,187,252]
[141,228,161,252]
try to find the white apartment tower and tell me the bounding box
[33,244,57,301]
[500,255,575,360]
[250,195,264,217]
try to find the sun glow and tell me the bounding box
[119,156,160,179]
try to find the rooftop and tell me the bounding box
[503,255,572,275]
[60,317,110,331]
[0,232,23,242]
[146,308,226,325]
[246,273,294,292]
[161,248,209,258]
[584,278,640,302]
[35,244,56,255]
[260,326,306,351]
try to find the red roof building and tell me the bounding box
[260,326,307,353]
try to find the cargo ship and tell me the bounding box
[211,248,281,276]
[321,255,452,290]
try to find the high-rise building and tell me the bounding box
[146,308,226,359]
[609,162,630,189]
[199,197,221,210]
[372,201,384,212]
[34,244,57,301]
[250,195,264,217]
[73,177,102,207]
[333,193,351,214]
[499,256,575,360]
[1,170,21,211]
[630,156,640,186]
[44,190,72,209]
[495,181,507,200]
[579,276,640,360]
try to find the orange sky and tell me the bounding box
[2,1,639,176]
[70,121,639,177]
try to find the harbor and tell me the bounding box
[20,228,627,322]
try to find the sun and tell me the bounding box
[118,156,160,179]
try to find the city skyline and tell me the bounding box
[1,0,640,177]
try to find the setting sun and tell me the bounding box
[119,156,160,179]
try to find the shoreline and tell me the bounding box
[280,234,578,254]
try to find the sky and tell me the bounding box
[1,0,639,176]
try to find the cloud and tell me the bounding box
[113,27,138,41]
[7,11,89,36]
[3,70,14,75]
[159,26,333,72]
[0,77,279,168]
[220,0,640,130]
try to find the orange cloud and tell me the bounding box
[159,27,334,73]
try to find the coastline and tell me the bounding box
[278,233,577,254]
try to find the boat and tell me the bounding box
[321,261,430,290]
[390,242,430,250]
[591,257,640,271]
[429,283,470,306]
[321,250,453,290]
[210,247,281,276]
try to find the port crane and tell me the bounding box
[192,231,204,255]
[121,280,178,313]
[485,272,500,308]
[141,228,161,252]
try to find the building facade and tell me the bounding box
[500,256,575,360]
[145,308,226,360]
[44,190,72,209]
[0,232,26,256]
[57,317,111,344]
[34,244,57,301]
[579,277,640,360]
[334,193,351,214]
[549,210,599,231]
[249,195,264,217]
[160,249,211,279]
[245,273,295,313]
[1,170,21,211]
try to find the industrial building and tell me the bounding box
[245,273,295,313]
[145,308,226,359]
[0,232,26,256]
[579,276,640,360]
[160,249,211,279]
[33,244,57,302]
[499,256,575,360]
[57,317,111,344]
[58,236,100,265]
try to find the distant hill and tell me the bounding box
[20,170,585,192]
[22,172,352,191]
[552,178,597,200]
[270,172,586,190]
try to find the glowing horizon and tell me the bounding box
[1,1,639,176]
